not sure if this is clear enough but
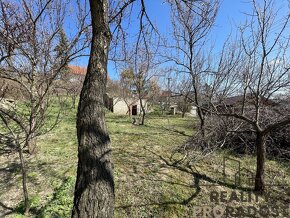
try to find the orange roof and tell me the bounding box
[68,65,87,75]
[68,65,110,80]
[160,91,171,97]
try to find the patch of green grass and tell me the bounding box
[38,176,75,218]
[14,194,41,215]
[1,103,289,217]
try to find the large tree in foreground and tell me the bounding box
[72,0,221,216]
[71,0,158,216]
[72,0,114,217]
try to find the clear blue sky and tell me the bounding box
[72,0,289,80]
[107,0,252,80]
[107,0,251,80]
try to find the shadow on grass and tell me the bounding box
[0,162,20,216]
[8,174,74,217]
[0,156,74,217]
[111,124,192,138]
[30,176,74,217]
[116,147,253,210]
[117,179,201,209]
[0,201,14,217]
[161,126,192,137]
[0,161,21,195]
[147,148,253,191]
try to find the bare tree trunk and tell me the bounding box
[126,104,131,117]
[28,41,38,155]
[181,101,187,118]
[197,107,205,137]
[27,116,37,154]
[27,90,38,155]
[181,94,189,118]
[139,98,146,125]
[128,107,131,117]
[192,80,206,137]
[72,0,114,217]
[241,86,247,116]
[254,132,267,192]
[181,110,186,118]
[18,147,29,215]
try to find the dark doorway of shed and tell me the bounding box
[132,105,137,116]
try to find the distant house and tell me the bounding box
[159,90,197,117]
[53,65,87,97]
[55,65,87,83]
[104,94,148,116]
[67,65,111,80]
[219,94,276,107]
[169,104,197,117]
[68,65,87,76]
[273,97,290,110]
[114,98,147,115]
[64,68,147,115]
[214,94,277,113]
[59,65,87,82]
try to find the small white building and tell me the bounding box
[189,106,197,117]
[113,98,147,116]
[105,95,148,116]
[169,104,197,117]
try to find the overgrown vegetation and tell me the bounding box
[0,103,288,217]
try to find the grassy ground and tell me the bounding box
[0,105,289,217]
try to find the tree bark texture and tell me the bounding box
[139,98,146,125]
[72,0,114,217]
[19,148,29,215]
[254,132,267,192]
